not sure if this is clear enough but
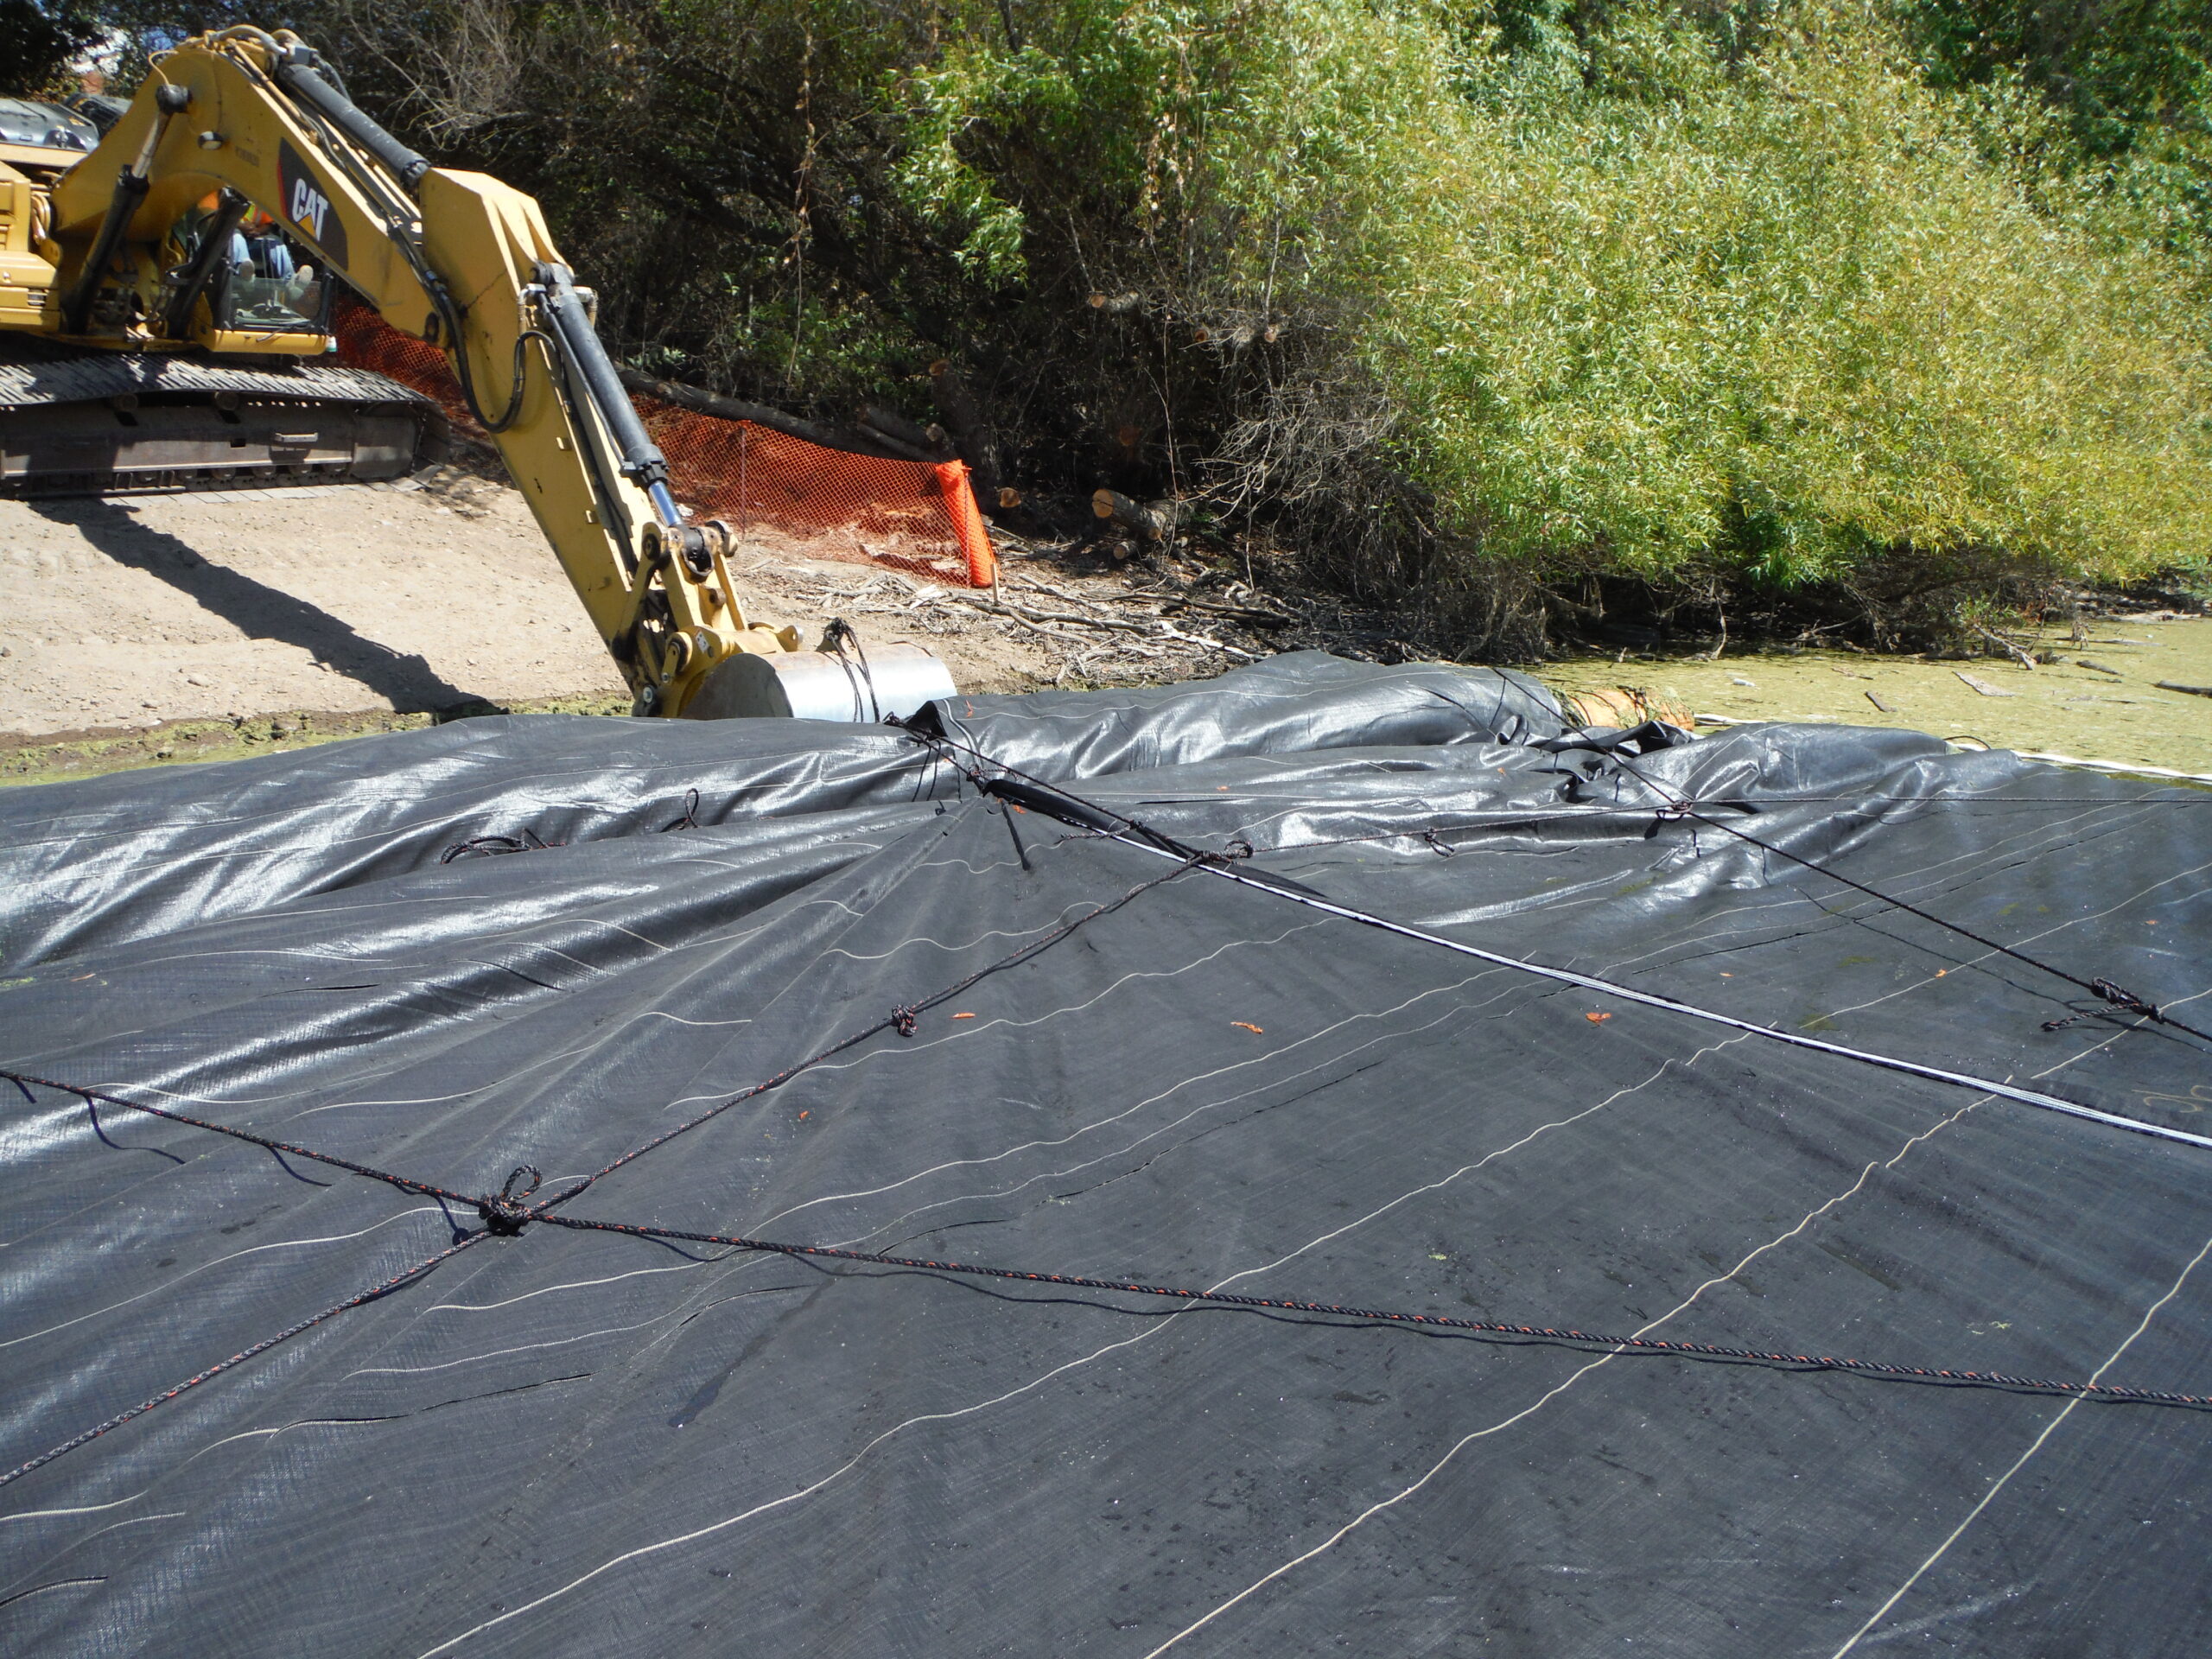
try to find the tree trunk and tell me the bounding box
[616,368,934,462]
[930,359,1002,505]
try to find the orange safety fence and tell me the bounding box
[331,296,995,588]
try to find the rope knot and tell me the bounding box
[2091,978,2159,1019]
[891,1006,920,1039]
[2045,980,2163,1032]
[476,1164,543,1236]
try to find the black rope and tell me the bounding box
[439,828,556,864]
[659,788,702,833]
[821,617,881,723]
[2,1069,478,1207]
[1599,753,2212,1046]
[0,1231,491,1491]
[532,1214,2212,1412]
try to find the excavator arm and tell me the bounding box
[41,27,950,720]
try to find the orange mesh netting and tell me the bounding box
[332,297,995,588]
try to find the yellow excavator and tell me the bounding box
[0,28,954,720]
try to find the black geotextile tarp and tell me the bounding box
[3,651,2210,1658]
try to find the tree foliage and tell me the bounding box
[1,0,108,95]
[86,0,2212,646]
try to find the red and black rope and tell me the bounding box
[531,852,1208,1211]
[0,855,1208,1488]
[531,1213,2212,1411]
[895,722,2212,1152]
[3,1069,479,1207]
[1598,751,2212,1046]
[0,1232,489,1490]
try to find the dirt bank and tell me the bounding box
[0,471,1266,786]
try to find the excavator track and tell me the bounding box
[0,334,447,497]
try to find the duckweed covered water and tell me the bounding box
[1547,617,2212,778]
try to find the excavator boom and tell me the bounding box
[5,29,953,721]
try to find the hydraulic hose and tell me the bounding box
[162,188,250,339]
[62,81,191,334]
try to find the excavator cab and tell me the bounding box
[159,197,331,350]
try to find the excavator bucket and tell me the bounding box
[680,643,957,722]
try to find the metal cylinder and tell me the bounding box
[276,57,430,187]
[677,645,956,723]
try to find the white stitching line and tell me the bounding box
[1134,1014,2160,1654]
[1829,1223,2212,1656]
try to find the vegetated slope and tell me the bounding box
[62,0,2212,649]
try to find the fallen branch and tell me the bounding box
[1162,594,1293,627]
[1970,622,2038,671]
[617,368,933,462]
[1154,620,1257,658]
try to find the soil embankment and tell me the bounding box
[0,473,1258,785]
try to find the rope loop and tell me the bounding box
[440,829,555,864]
[821,617,883,723]
[476,1164,543,1236]
[1221,838,1255,861]
[660,788,702,833]
[1422,829,1455,857]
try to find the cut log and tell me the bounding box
[856,404,951,458]
[1092,488,1168,542]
